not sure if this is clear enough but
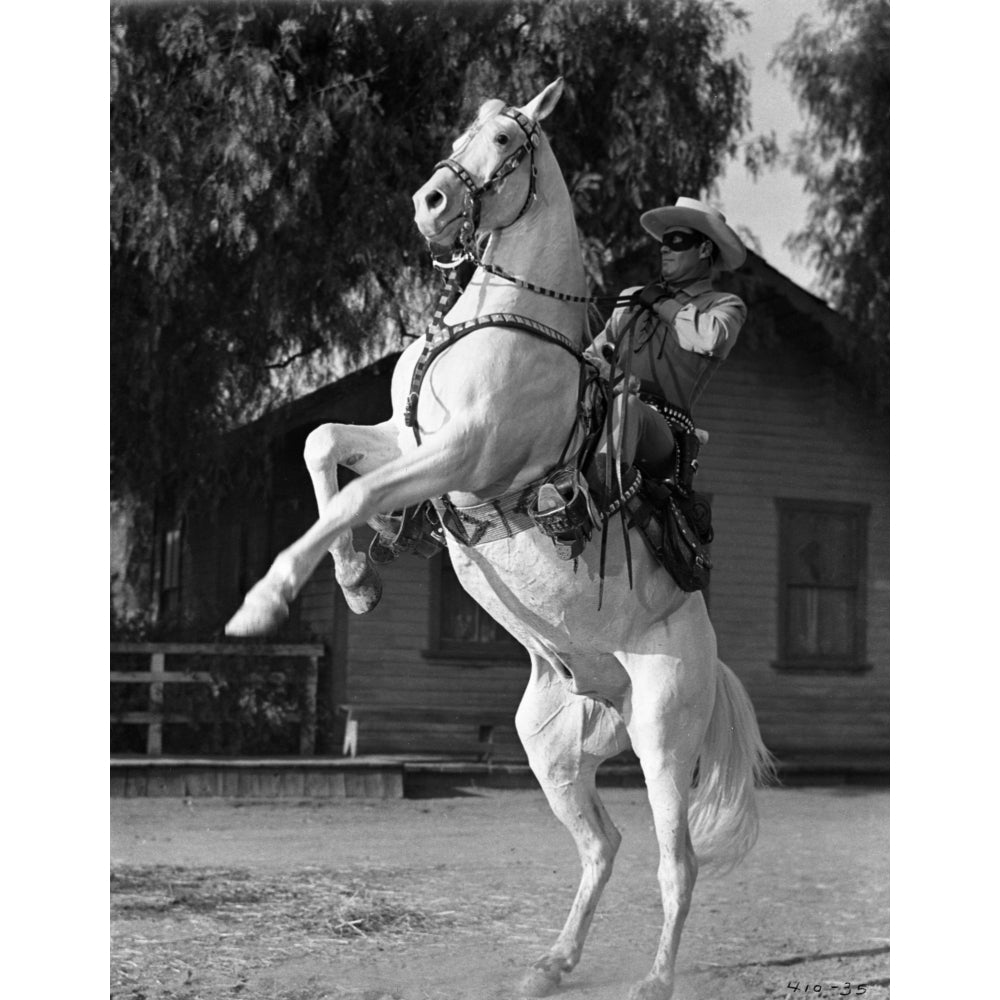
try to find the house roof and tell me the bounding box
[722,250,884,407]
[251,250,878,442]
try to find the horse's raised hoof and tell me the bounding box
[225,582,291,637]
[519,961,564,998]
[338,555,383,615]
[627,976,672,1000]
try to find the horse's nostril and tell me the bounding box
[426,189,444,212]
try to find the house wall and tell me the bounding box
[696,339,889,767]
[185,330,888,768]
[328,530,529,755]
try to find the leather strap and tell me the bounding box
[404,313,583,445]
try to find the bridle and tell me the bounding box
[432,105,541,259]
[429,108,630,311]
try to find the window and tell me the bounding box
[775,499,869,672]
[159,524,183,619]
[427,551,524,661]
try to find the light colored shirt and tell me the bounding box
[588,277,746,411]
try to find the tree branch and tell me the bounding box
[264,343,324,369]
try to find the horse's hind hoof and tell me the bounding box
[339,556,383,615]
[519,964,563,998]
[627,976,672,1000]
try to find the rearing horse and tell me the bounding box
[226,78,772,1000]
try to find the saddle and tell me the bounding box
[529,418,714,594]
[368,370,714,595]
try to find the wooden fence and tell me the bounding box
[110,642,325,756]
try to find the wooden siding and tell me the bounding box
[280,333,888,765]
[178,314,888,769]
[335,527,528,755]
[695,339,889,765]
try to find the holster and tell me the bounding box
[627,479,713,593]
[675,428,701,494]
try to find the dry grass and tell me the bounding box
[111,865,452,999]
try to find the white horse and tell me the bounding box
[227,78,772,1000]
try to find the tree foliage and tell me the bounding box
[772,0,889,403]
[111,0,752,524]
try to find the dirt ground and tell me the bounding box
[111,785,889,1000]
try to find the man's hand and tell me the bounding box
[585,347,639,394]
[631,282,668,312]
[585,349,613,381]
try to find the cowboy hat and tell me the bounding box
[640,197,747,272]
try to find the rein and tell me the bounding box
[477,260,627,307]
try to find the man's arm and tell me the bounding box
[585,287,644,368]
[651,292,747,358]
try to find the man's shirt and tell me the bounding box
[589,278,746,412]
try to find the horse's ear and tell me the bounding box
[520,78,565,123]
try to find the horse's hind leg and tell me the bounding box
[302,421,400,614]
[618,641,717,1000]
[515,653,630,997]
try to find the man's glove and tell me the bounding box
[631,282,669,313]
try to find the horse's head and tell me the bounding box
[413,78,565,255]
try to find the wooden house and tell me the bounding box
[166,253,889,776]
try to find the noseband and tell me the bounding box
[433,106,540,256]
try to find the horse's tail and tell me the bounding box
[688,659,777,874]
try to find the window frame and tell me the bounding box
[424,551,527,665]
[773,498,871,674]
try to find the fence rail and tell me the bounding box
[110,642,324,756]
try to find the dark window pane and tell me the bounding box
[787,586,856,658]
[163,528,182,590]
[779,501,867,668]
[786,510,857,585]
[476,614,507,644]
[441,562,474,640]
[439,555,518,648]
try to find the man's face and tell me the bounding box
[659,226,709,283]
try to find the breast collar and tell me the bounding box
[403,304,583,446]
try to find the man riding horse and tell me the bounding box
[351,198,749,593]
[224,80,771,1000]
[528,197,748,589]
[587,197,748,484]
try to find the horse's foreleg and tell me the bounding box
[515,655,628,997]
[225,435,471,636]
[618,646,716,1000]
[303,421,400,614]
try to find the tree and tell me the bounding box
[111,0,754,605]
[772,0,889,403]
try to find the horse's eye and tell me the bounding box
[496,133,510,147]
